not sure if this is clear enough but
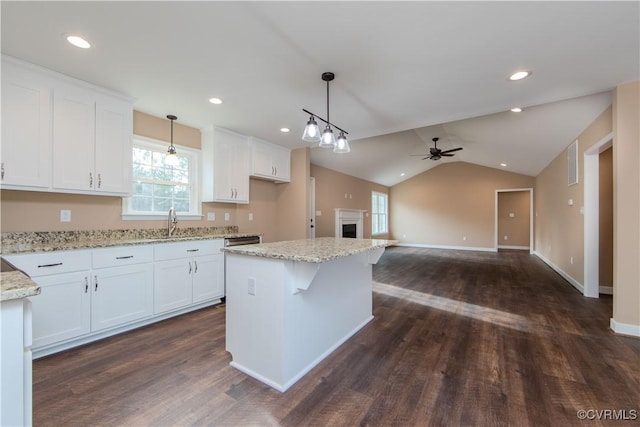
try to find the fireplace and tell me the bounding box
[335,209,366,239]
[342,223,357,238]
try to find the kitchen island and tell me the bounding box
[222,237,395,392]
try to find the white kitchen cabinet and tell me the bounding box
[202,125,250,203]
[154,239,224,314]
[53,82,132,195]
[90,246,154,332]
[3,250,93,349]
[249,137,291,182]
[0,55,133,196]
[0,58,52,189]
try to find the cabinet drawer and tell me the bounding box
[3,250,91,277]
[154,239,224,261]
[92,245,153,269]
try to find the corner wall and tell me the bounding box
[390,162,534,250]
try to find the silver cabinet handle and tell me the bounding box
[89,172,93,187]
[194,260,198,273]
[116,255,134,259]
[85,277,89,293]
[188,261,192,274]
[94,275,98,291]
[186,249,199,252]
[98,173,102,188]
[1,163,4,180]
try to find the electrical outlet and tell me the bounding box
[248,277,256,295]
[509,212,515,218]
[207,212,216,221]
[462,236,467,241]
[504,235,508,240]
[315,210,322,216]
[224,212,230,221]
[570,257,574,265]
[60,210,71,222]
[248,213,254,221]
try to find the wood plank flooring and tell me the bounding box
[33,247,640,426]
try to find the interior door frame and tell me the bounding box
[308,177,316,239]
[583,132,613,298]
[494,188,534,253]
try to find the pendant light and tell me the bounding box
[165,114,180,167]
[301,72,350,153]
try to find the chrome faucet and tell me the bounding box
[168,207,178,237]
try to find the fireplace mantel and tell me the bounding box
[335,209,366,239]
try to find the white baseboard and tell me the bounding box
[396,243,496,252]
[533,251,584,293]
[599,286,613,295]
[610,318,640,337]
[498,245,531,250]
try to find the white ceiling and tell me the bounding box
[2,2,638,187]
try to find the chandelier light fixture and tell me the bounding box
[301,72,350,153]
[165,114,180,166]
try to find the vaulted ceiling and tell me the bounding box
[2,1,637,186]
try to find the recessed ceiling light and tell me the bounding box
[500,163,507,167]
[510,107,523,113]
[509,70,531,81]
[400,172,405,177]
[66,35,91,49]
[280,128,290,133]
[209,98,223,105]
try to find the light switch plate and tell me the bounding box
[60,210,71,222]
[207,212,216,221]
[224,212,230,221]
[248,213,254,221]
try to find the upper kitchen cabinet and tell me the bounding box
[52,82,132,195]
[1,59,52,189]
[201,125,250,203]
[0,56,134,196]
[249,137,291,183]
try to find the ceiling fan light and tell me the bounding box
[302,116,321,142]
[334,132,350,153]
[319,126,336,148]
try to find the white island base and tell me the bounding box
[225,246,386,392]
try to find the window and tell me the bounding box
[122,136,201,219]
[372,191,388,235]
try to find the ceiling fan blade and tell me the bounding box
[422,156,430,160]
[410,154,429,157]
[440,147,463,154]
[441,153,455,157]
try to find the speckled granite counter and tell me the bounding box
[1,227,261,254]
[1,271,41,301]
[221,237,396,263]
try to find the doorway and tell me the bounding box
[583,132,613,298]
[495,189,534,252]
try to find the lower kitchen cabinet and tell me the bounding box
[91,263,154,332]
[3,238,225,357]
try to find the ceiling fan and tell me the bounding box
[411,137,463,160]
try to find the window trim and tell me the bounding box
[371,191,389,236]
[122,135,202,220]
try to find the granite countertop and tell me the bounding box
[221,237,397,263]
[0,227,261,254]
[1,271,41,301]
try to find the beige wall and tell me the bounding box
[275,148,310,241]
[612,81,639,328]
[310,164,389,239]
[134,111,201,149]
[498,191,530,248]
[390,162,534,249]
[535,107,612,285]
[599,147,613,287]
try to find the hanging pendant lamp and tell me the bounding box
[301,72,350,153]
[165,114,180,166]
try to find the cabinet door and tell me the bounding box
[213,136,235,202]
[94,98,132,195]
[1,63,51,189]
[154,259,192,314]
[30,272,91,348]
[271,146,291,182]
[91,263,153,332]
[52,84,96,191]
[230,134,250,203]
[250,139,274,178]
[192,254,224,303]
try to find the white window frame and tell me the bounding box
[122,135,202,220]
[371,191,389,236]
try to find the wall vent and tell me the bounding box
[568,140,579,186]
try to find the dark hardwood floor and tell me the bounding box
[33,247,640,426]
